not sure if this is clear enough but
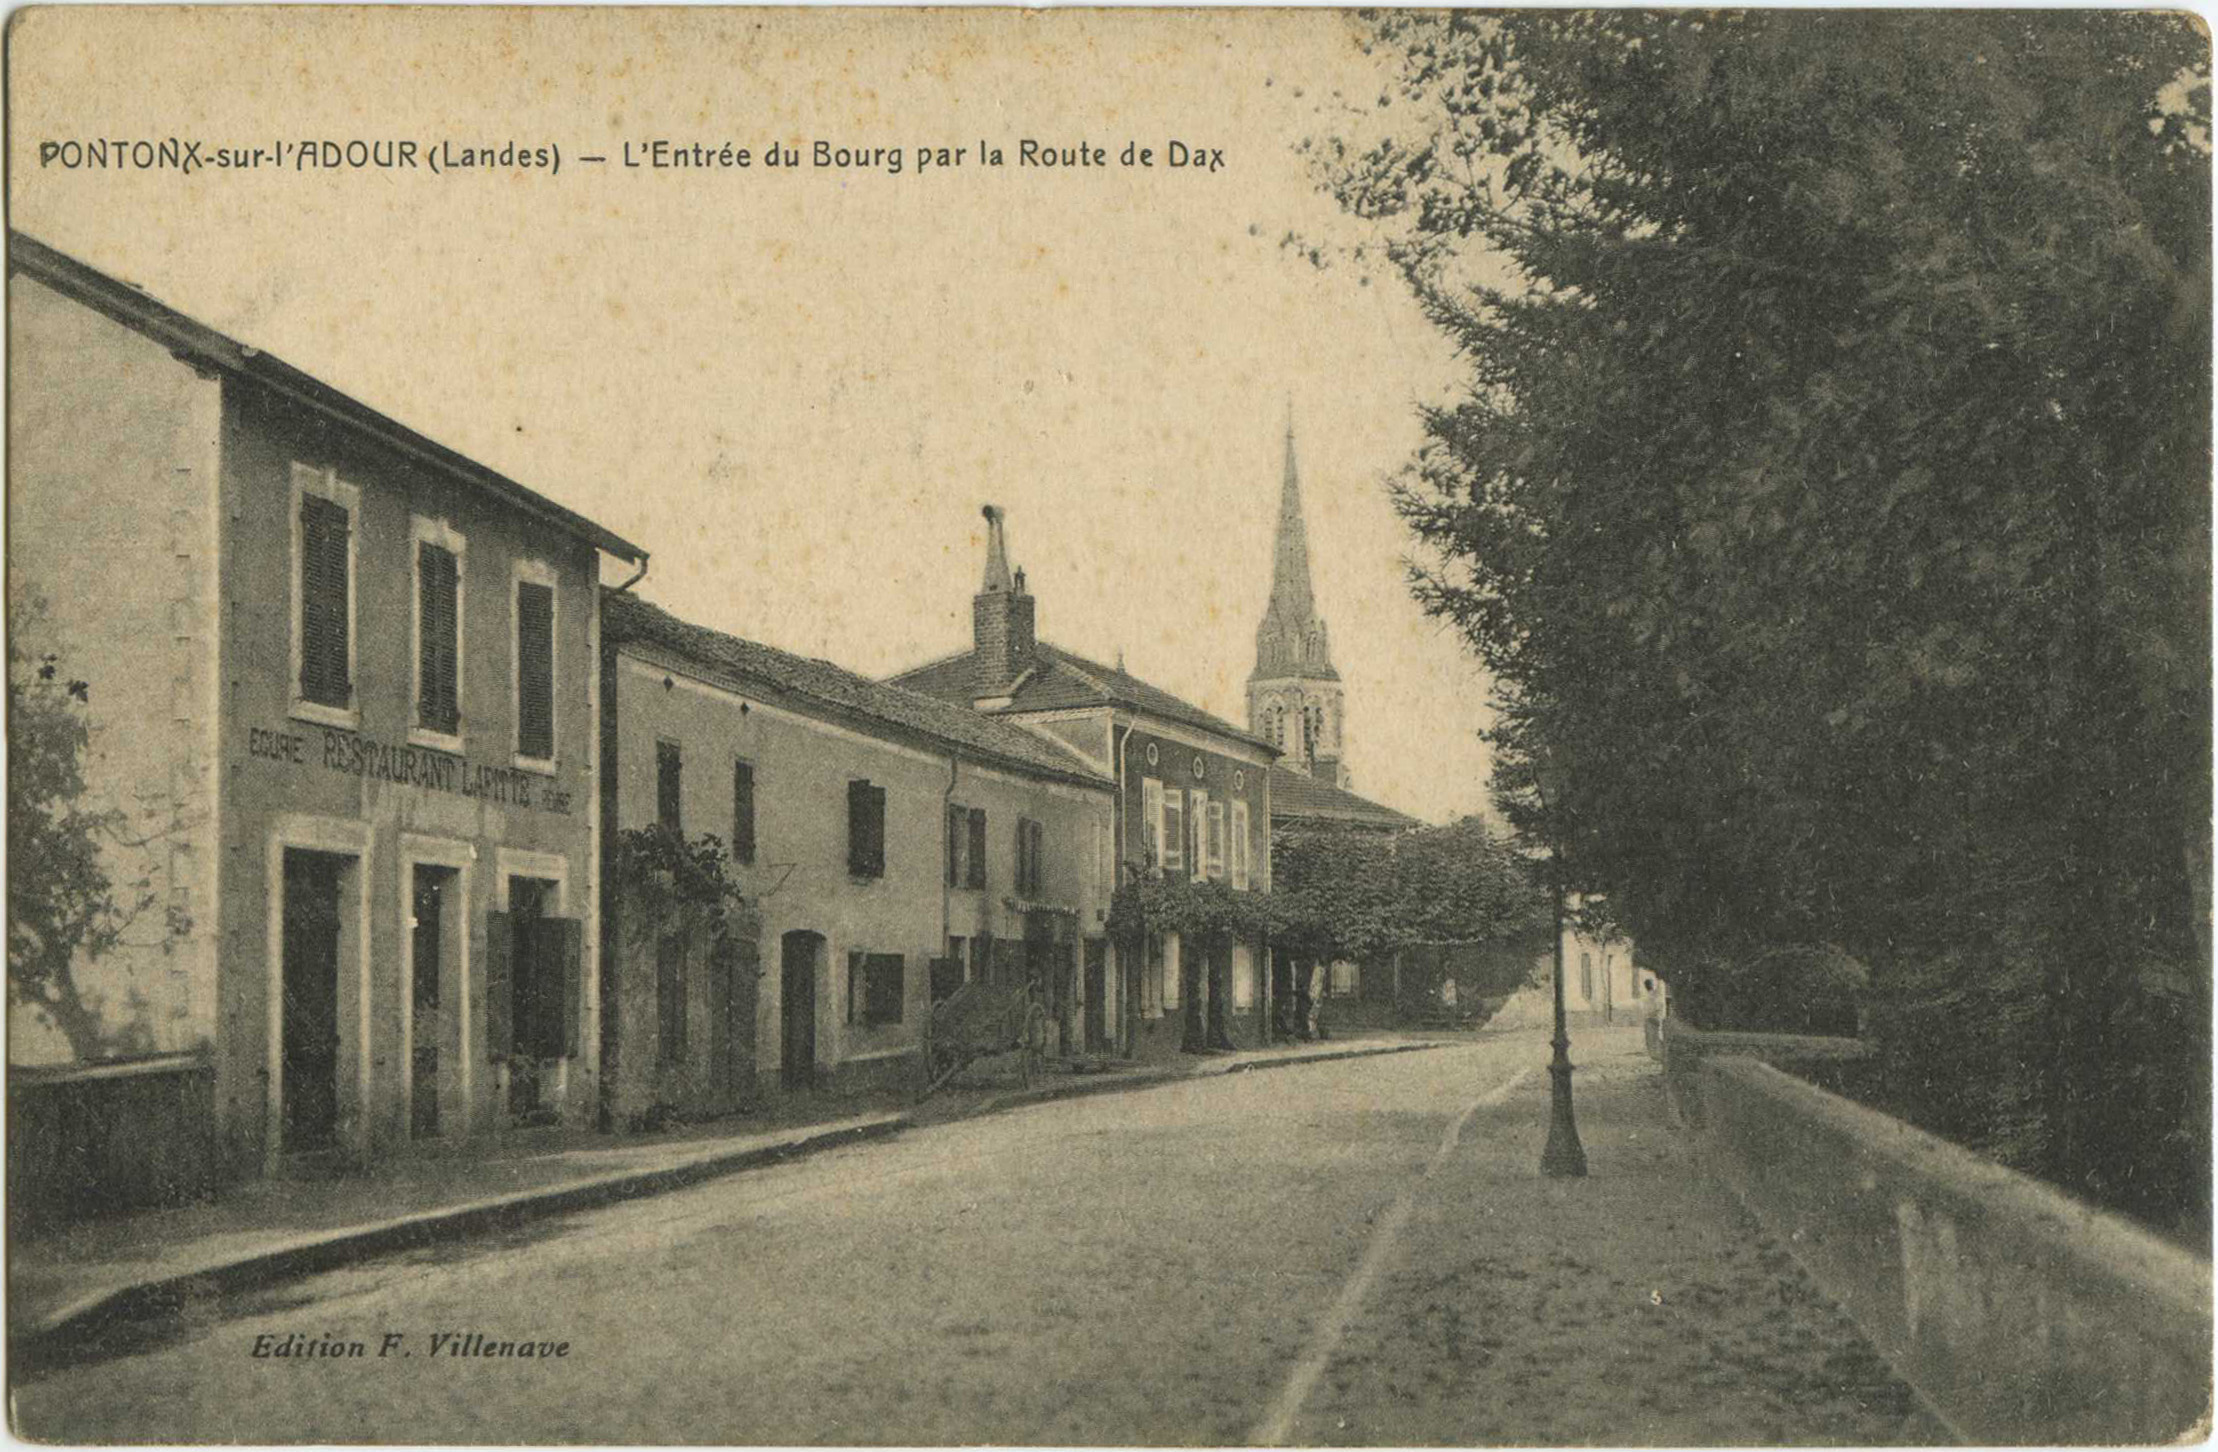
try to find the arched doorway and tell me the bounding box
[780,931,821,1090]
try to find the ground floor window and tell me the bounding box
[1329,960,1360,998]
[849,952,905,1026]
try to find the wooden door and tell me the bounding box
[1083,939,1107,1052]
[281,850,344,1152]
[780,932,818,1089]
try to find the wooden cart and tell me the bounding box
[920,976,1050,1098]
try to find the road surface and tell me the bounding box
[10,1027,1933,1444]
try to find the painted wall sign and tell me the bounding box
[246,724,574,814]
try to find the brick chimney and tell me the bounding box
[972,504,1036,700]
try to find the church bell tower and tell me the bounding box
[1247,416,1349,788]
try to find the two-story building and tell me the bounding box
[599,589,1116,1117]
[888,507,1280,1058]
[7,234,645,1189]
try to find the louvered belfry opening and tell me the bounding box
[299,491,351,707]
[516,580,555,759]
[417,541,460,734]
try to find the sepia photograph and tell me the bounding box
[3,6,2211,1445]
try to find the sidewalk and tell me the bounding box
[1283,1026,1950,1446]
[8,1032,1439,1368]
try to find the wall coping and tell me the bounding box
[1710,1055,2211,1327]
[9,1053,213,1087]
[1664,1019,1875,1061]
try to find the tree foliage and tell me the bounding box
[1317,12,2210,1227]
[1270,816,1552,964]
[7,638,169,1059]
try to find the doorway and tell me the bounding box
[410,864,458,1138]
[780,931,820,1090]
[1083,938,1107,1053]
[280,849,347,1153]
[507,875,559,1116]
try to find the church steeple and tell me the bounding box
[1249,415,1349,788]
[1268,415,1319,629]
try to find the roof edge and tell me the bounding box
[10,232,647,564]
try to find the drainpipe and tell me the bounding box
[942,754,959,963]
[1113,721,1134,1058]
[612,554,651,595]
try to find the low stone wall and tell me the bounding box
[8,1054,218,1235]
[1659,1019,1875,1125]
[1687,1050,2211,1444]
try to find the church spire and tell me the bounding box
[1249,412,1348,786]
[1269,417,1318,628]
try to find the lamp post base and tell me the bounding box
[1540,1053,1587,1178]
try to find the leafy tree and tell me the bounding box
[1315,12,2210,1227]
[7,637,167,1060]
[1270,816,1552,964]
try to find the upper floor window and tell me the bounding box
[1160,785,1185,874]
[512,559,557,767]
[656,740,683,833]
[1014,816,1046,897]
[290,464,359,726]
[412,517,466,747]
[847,778,887,879]
[1141,777,1164,869]
[1231,801,1251,890]
[1188,789,1211,883]
[732,760,756,865]
[966,807,987,889]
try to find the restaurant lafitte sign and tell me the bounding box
[247,724,575,815]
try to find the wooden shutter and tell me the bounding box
[967,808,987,888]
[732,761,756,864]
[658,933,687,1066]
[485,911,514,1057]
[417,542,460,733]
[865,954,904,1025]
[516,580,555,759]
[657,741,683,832]
[299,491,351,707]
[552,917,584,1057]
[1207,802,1226,880]
[1141,778,1163,868]
[946,804,963,887]
[848,780,884,877]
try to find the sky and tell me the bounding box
[8,8,1500,824]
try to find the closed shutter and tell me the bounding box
[732,761,756,864]
[967,808,987,889]
[1013,818,1029,896]
[657,741,683,832]
[298,491,351,707]
[1231,802,1250,890]
[864,954,904,1025]
[1207,802,1226,881]
[1188,791,1209,883]
[847,780,885,877]
[417,541,460,733]
[551,917,583,1057]
[516,580,555,759]
[485,911,515,1057]
[946,804,963,887]
[658,934,687,1066]
[1027,819,1046,896]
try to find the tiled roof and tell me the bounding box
[1268,766,1422,831]
[603,591,1112,790]
[889,643,1278,755]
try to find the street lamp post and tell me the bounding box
[1534,762,1588,1178]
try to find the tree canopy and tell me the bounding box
[1270,815,1552,965]
[1315,12,2210,1227]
